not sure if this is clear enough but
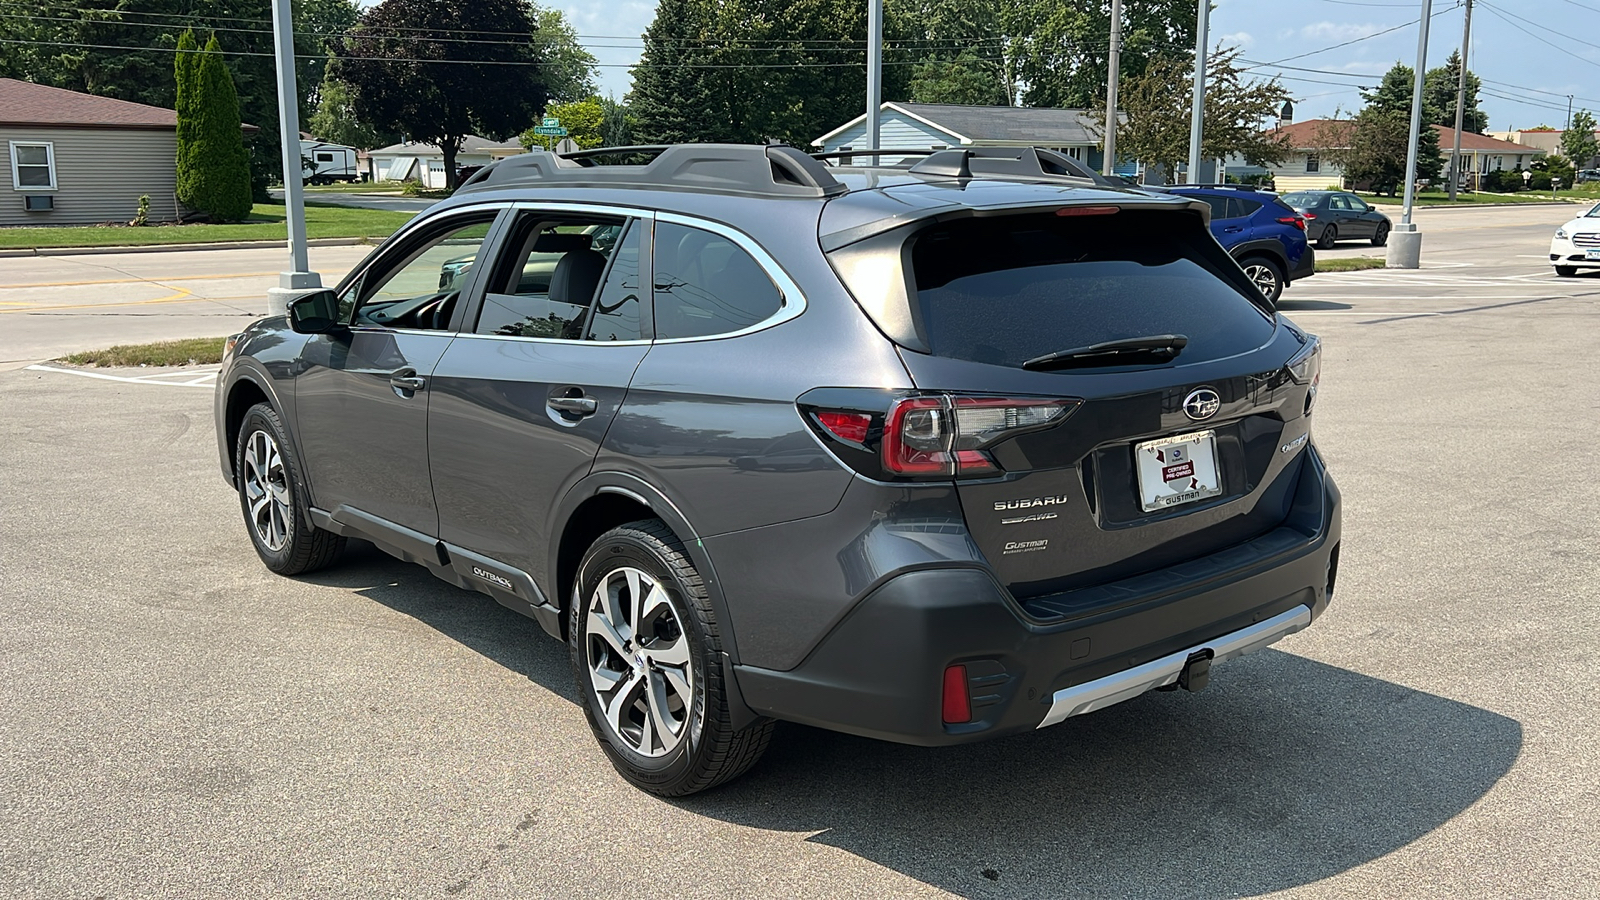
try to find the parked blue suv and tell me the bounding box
[1166,185,1314,304]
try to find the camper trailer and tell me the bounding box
[299,140,359,184]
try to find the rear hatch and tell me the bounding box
[823,195,1320,603]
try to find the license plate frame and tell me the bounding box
[1584,249,1600,261]
[1134,431,1223,513]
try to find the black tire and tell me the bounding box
[1317,224,1339,250]
[569,519,774,796]
[1371,222,1390,247]
[1239,255,1285,304]
[235,403,345,575]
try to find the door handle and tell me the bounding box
[1222,226,1244,233]
[547,394,598,416]
[390,368,427,396]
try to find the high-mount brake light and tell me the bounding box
[1056,206,1120,217]
[1277,215,1307,231]
[816,411,872,444]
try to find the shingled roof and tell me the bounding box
[0,78,180,130]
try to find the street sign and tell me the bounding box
[542,116,561,128]
[555,138,580,155]
[532,126,567,136]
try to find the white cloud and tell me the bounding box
[1299,21,1386,42]
[1219,31,1254,49]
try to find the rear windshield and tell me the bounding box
[1279,192,1321,207]
[907,210,1274,368]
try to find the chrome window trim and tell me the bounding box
[650,210,808,343]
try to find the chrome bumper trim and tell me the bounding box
[1036,605,1312,729]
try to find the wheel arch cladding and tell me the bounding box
[555,493,659,638]
[224,378,271,482]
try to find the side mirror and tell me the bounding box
[287,289,344,334]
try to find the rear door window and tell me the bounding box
[651,222,783,339]
[907,210,1274,369]
[1229,197,1263,218]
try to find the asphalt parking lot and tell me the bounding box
[2,204,1597,897]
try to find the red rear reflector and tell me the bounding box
[816,411,871,444]
[942,664,971,724]
[1057,206,1120,217]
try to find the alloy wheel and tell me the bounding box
[584,566,696,758]
[242,429,292,552]
[1244,263,1279,298]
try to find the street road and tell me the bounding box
[1,204,1597,897]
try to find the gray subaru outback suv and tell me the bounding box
[215,145,1340,796]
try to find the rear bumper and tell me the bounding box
[1288,245,1316,282]
[734,446,1340,746]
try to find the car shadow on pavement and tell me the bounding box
[310,543,1521,900]
[1278,299,1353,311]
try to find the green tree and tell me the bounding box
[894,0,1007,106]
[531,5,598,104]
[186,36,253,221]
[1561,110,1598,167]
[337,0,549,188]
[174,30,201,211]
[1350,62,1445,193]
[520,98,606,150]
[1422,50,1488,134]
[1092,47,1290,178]
[629,0,716,144]
[1004,0,1196,109]
[306,74,391,149]
[600,95,635,147]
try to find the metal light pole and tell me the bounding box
[1186,0,1211,184]
[1103,0,1123,176]
[1448,0,1472,200]
[1387,0,1433,269]
[866,0,882,151]
[267,0,320,315]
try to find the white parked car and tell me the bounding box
[1550,203,1600,276]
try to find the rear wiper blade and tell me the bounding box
[1021,334,1189,371]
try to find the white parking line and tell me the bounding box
[25,364,218,388]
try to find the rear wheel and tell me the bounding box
[235,403,344,575]
[1317,225,1339,250]
[1240,256,1285,304]
[1371,222,1390,246]
[570,519,773,796]
[1556,265,1579,277]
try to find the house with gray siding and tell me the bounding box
[0,79,217,226]
[813,102,1134,176]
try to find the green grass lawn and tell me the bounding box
[1316,256,1388,273]
[1360,191,1578,206]
[0,202,415,250]
[61,337,226,367]
[301,182,403,195]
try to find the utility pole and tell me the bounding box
[1387,0,1433,269]
[866,0,882,151]
[1187,0,1211,184]
[1448,0,1472,201]
[1567,95,1574,131]
[1103,0,1123,176]
[266,0,320,315]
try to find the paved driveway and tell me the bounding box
[1,205,1596,897]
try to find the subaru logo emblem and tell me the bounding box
[1183,388,1221,421]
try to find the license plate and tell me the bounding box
[1585,249,1600,260]
[1134,431,1223,512]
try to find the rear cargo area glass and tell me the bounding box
[908,210,1274,367]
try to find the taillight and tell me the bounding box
[942,665,971,724]
[1300,212,1317,220]
[1286,336,1321,414]
[802,390,1079,481]
[1277,215,1306,231]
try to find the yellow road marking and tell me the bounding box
[0,287,196,314]
[0,271,279,290]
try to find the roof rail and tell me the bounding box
[810,148,934,166]
[902,146,1121,187]
[1166,183,1277,193]
[456,143,846,199]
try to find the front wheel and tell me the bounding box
[1371,222,1390,246]
[1317,225,1339,250]
[1240,256,1285,304]
[1556,265,1579,277]
[235,403,345,575]
[570,520,773,796]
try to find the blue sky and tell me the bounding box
[556,0,1600,133]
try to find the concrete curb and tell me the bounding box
[0,236,381,259]
[1369,201,1583,210]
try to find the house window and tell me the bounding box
[839,145,853,166]
[1305,153,1320,174]
[9,141,56,190]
